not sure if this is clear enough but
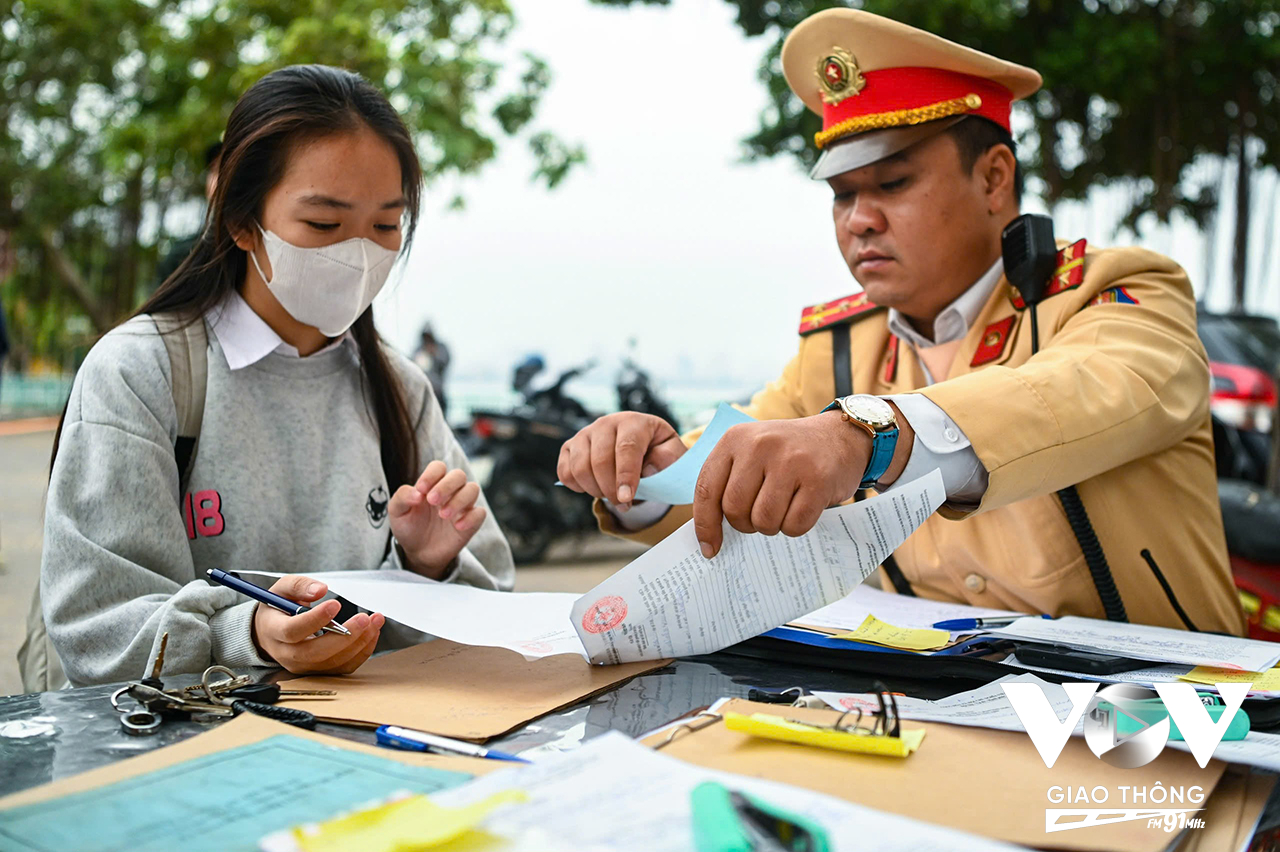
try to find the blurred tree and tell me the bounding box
[595,0,1280,310]
[0,0,585,364]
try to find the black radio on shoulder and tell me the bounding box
[1001,213,1057,307]
[1001,212,1057,351]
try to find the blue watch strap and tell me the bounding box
[825,398,899,489]
[861,427,898,489]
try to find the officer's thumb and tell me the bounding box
[645,434,687,476]
[269,574,328,603]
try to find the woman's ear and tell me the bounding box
[229,220,258,253]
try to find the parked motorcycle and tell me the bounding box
[464,354,678,564]
[1201,310,1280,640]
[616,355,679,430]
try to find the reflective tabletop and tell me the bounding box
[0,649,951,799]
[6,649,1280,847]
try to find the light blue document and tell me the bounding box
[632,403,757,504]
[0,734,473,852]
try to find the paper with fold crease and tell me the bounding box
[572,469,945,664]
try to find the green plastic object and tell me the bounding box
[690,781,831,852]
[1099,699,1250,742]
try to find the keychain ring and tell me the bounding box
[120,709,162,736]
[200,665,239,704]
[109,686,133,714]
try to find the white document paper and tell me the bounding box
[1002,654,1199,687]
[816,673,1084,734]
[244,570,587,660]
[795,584,1023,633]
[426,731,1024,852]
[993,615,1280,671]
[1173,731,1280,773]
[570,470,946,664]
[815,675,1280,777]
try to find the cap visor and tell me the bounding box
[809,116,966,180]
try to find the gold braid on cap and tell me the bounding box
[815,94,983,149]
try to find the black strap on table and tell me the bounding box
[832,323,915,597]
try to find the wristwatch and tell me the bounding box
[822,394,900,489]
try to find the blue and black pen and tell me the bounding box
[205,568,351,636]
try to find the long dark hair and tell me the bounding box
[52,65,422,489]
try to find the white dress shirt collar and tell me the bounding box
[208,290,354,371]
[886,257,1005,349]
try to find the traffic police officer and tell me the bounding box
[557,8,1245,635]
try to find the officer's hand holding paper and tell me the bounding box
[571,469,945,664]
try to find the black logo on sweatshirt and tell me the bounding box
[365,486,389,529]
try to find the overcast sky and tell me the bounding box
[373,0,1280,389]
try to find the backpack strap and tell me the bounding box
[153,313,208,494]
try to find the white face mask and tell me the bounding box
[248,225,400,337]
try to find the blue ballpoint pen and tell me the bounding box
[376,725,531,763]
[932,614,1051,631]
[205,568,351,636]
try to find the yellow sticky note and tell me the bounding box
[725,711,926,757]
[1180,666,1280,692]
[830,614,950,651]
[294,790,526,852]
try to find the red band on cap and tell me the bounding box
[819,67,1014,148]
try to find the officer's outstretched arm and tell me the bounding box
[921,247,1208,515]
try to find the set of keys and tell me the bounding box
[110,633,335,735]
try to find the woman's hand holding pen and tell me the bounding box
[251,575,384,675]
[390,460,487,579]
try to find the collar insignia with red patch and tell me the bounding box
[883,333,899,383]
[970,315,1017,367]
[798,291,884,335]
[1010,239,1087,310]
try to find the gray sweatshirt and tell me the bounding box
[42,314,514,686]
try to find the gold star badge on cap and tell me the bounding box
[817,47,866,105]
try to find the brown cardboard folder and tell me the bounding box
[279,639,670,741]
[645,698,1228,852]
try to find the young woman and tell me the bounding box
[36,65,514,688]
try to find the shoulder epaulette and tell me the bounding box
[798,291,884,336]
[1011,238,1088,310]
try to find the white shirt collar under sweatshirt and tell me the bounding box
[207,290,354,371]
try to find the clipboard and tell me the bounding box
[643,698,1229,852]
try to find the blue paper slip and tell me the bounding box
[633,403,757,504]
[0,735,473,852]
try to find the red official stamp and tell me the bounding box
[839,695,880,711]
[581,595,628,634]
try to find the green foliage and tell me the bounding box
[1,0,584,364]
[593,0,1280,231]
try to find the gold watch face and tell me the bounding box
[840,395,895,429]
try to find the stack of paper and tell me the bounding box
[793,584,1023,634]
[994,616,1280,671]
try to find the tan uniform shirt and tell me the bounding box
[597,242,1246,635]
